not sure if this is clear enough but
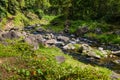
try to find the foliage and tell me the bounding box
[0,43,112,80]
[85,33,120,44]
[0,39,33,57]
[0,0,120,22]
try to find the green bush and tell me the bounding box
[35,9,44,19]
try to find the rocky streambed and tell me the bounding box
[0,26,120,79]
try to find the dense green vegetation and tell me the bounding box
[0,0,120,80]
[0,0,120,21]
[0,40,111,80]
[0,0,120,44]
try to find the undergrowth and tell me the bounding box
[0,40,112,80]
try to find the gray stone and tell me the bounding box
[55,41,65,46]
[70,34,75,37]
[81,44,101,58]
[112,50,120,56]
[55,56,65,63]
[114,30,120,35]
[111,72,120,80]
[1,30,20,39]
[63,43,75,50]
[36,27,45,33]
[98,47,108,55]
[45,39,57,45]
[35,34,43,43]
[69,40,76,44]
[57,36,69,42]
[113,60,120,65]
[44,34,54,39]
[24,26,35,30]
[24,35,39,50]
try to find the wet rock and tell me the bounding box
[69,40,76,44]
[81,44,101,58]
[49,33,55,39]
[114,30,120,35]
[45,39,57,45]
[57,36,69,42]
[24,35,40,50]
[76,38,80,42]
[35,34,43,43]
[63,43,75,50]
[35,27,45,34]
[113,59,120,65]
[1,30,21,39]
[22,31,27,37]
[24,25,35,30]
[98,47,108,57]
[112,51,120,56]
[111,72,120,80]
[55,41,65,47]
[9,27,19,31]
[44,33,54,40]
[70,34,75,37]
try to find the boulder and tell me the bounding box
[35,34,43,43]
[24,25,35,31]
[113,59,120,65]
[81,44,101,58]
[35,27,45,34]
[44,33,54,39]
[45,39,57,45]
[98,47,108,57]
[24,35,40,50]
[57,36,69,42]
[111,72,120,80]
[1,30,21,39]
[9,27,19,31]
[112,50,120,56]
[55,41,65,47]
[114,30,120,35]
[63,43,75,50]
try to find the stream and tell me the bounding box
[0,26,120,78]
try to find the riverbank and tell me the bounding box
[0,26,120,79]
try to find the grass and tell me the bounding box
[0,40,112,80]
[0,18,7,29]
[85,33,120,44]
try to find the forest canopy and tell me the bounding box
[0,0,120,22]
